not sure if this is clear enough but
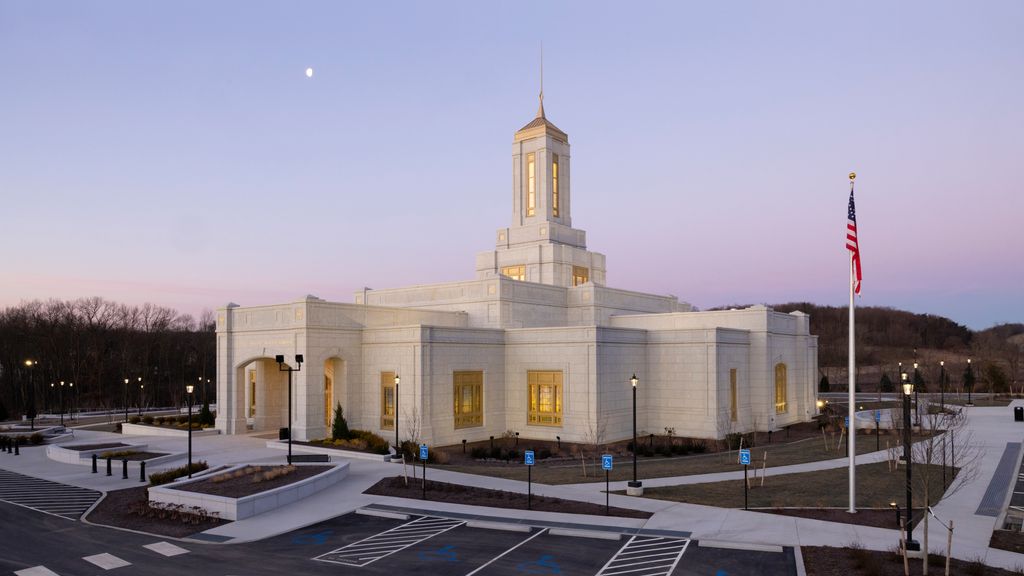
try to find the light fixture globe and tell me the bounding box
[903,381,913,396]
[630,374,638,388]
[186,384,194,394]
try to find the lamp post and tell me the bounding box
[628,374,643,495]
[123,378,130,423]
[69,382,75,422]
[913,362,921,427]
[59,381,66,427]
[186,384,195,477]
[24,360,37,430]
[50,382,55,415]
[275,354,303,464]
[939,360,945,410]
[138,378,144,417]
[394,373,400,452]
[965,359,974,406]
[902,372,920,551]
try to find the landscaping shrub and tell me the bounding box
[176,415,188,424]
[470,447,488,459]
[0,400,8,422]
[348,430,389,454]
[331,403,350,440]
[199,402,215,426]
[687,439,708,454]
[489,446,502,459]
[537,448,552,460]
[142,415,155,425]
[154,416,166,425]
[149,461,209,486]
[128,416,141,424]
[29,432,44,445]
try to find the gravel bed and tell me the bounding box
[175,465,331,498]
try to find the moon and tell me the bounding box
[305,67,314,78]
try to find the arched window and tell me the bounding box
[774,363,787,414]
[551,153,559,217]
[527,153,536,217]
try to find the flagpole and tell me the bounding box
[848,173,857,514]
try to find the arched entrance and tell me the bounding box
[235,357,290,434]
[324,357,347,431]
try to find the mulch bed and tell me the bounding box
[766,508,910,530]
[365,475,651,519]
[802,544,1020,575]
[175,465,331,498]
[100,451,169,461]
[64,442,129,451]
[86,486,228,538]
[990,529,1024,554]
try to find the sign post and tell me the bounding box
[602,454,613,515]
[740,448,751,510]
[525,450,535,510]
[875,410,881,451]
[419,444,428,500]
[844,416,850,453]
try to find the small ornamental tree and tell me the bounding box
[199,401,215,426]
[331,403,350,440]
[819,375,830,393]
[879,372,893,393]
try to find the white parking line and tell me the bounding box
[314,515,464,567]
[595,535,690,576]
[14,567,61,576]
[464,528,548,576]
[144,541,190,557]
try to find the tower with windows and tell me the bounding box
[476,93,607,287]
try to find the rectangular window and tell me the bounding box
[572,266,589,286]
[501,265,526,281]
[527,370,563,426]
[527,153,536,217]
[774,364,787,414]
[730,368,737,422]
[380,371,395,430]
[248,370,256,417]
[552,153,559,218]
[453,371,483,429]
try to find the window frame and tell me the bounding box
[774,363,787,414]
[527,152,536,217]
[552,153,559,218]
[527,370,563,427]
[380,371,395,430]
[453,371,483,429]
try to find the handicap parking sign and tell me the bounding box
[875,410,881,423]
[739,448,751,465]
[844,416,849,428]
[525,450,535,466]
[601,454,613,471]
[419,444,428,460]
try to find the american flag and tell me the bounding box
[847,186,862,295]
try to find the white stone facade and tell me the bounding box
[216,100,819,446]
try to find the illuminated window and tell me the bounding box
[501,265,526,281]
[775,364,787,414]
[528,371,563,426]
[527,153,536,217]
[248,370,256,417]
[730,368,737,422]
[552,153,559,217]
[380,371,395,430]
[572,266,589,286]
[324,374,333,427]
[453,371,483,429]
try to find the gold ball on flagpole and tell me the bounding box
[849,172,856,181]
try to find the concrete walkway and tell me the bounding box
[2,402,1024,570]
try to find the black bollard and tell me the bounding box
[106,456,112,476]
[14,441,19,456]
[92,454,98,473]
[139,461,146,482]
[122,458,128,479]
[462,439,466,454]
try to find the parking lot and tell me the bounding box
[244,510,798,576]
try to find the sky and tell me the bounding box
[1,1,1021,330]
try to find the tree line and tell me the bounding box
[0,297,215,422]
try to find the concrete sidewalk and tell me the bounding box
[2,403,1024,570]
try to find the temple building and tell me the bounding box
[215,96,819,448]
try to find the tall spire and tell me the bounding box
[537,43,545,119]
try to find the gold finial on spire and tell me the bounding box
[537,42,545,119]
[849,172,856,181]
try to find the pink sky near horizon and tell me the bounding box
[2,1,1021,330]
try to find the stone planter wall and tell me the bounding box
[121,423,221,437]
[148,462,349,521]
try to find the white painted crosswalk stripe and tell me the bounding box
[0,470,101,519]
[143,541,190,557]
[314,515,464,567]
[596,535,690,576]
[14,567,61,576]
[82,553,131,570]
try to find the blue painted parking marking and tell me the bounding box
[292,529,333,545]
[515,554,561,574]
[418,544,458,562]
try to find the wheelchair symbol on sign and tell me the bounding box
[515,554,562,574]
[291,529,333,545]
[418,544,458,562]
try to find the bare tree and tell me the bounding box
[907,408,980,575]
